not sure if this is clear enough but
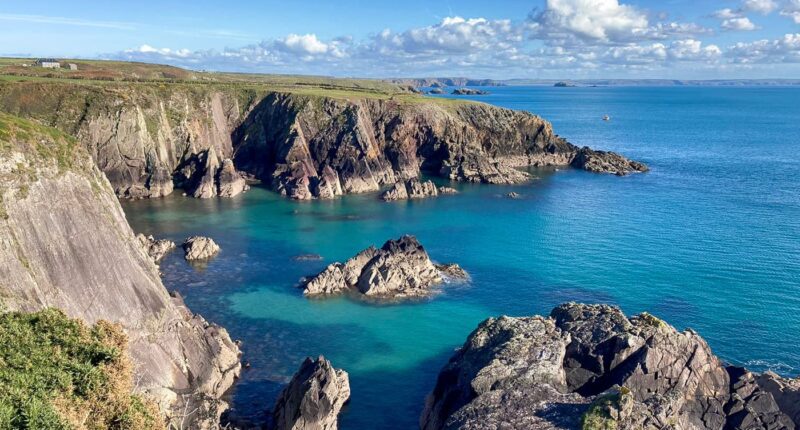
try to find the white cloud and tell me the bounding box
[276,34,330,55]
[728,33,800,63]
[742,0,778,14]
[781,0,800,23]
[713,8,741,19]
[371,17,519,55]
[530,0,649,43]
[722,17,759,31]
[0,13,136,30]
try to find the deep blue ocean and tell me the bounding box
[123,86,800,429]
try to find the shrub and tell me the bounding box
[0,308,162,429]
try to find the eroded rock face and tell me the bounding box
[421,303,799,430]
[0,113,240,428]
[0,83,645,201]
[136,233,176,263]
[183,236,221,261]
[303,235,462,300]
[381,179,439,201]
[272,356,350,430]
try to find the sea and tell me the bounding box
[122,85,800,429]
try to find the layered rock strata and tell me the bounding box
[302,235,462,300]
[0,113,240,428]
[0,82,646,201]
[421,303,800,430]
[272,356,350,430]
[381,179,439,201]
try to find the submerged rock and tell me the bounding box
[381,179,439,201]
[183,236,221,261]
[438,186,459,195]
[505,192,520,199]
[293,254,324,262]
[435,263,469,280]
[272,356,350,430]
[302,236,463,300]
[136,233,176,263]
[421,303,800,430]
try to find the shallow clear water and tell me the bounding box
[123,86,800,429]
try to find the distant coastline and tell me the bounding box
[388,76,800,87]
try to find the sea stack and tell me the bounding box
[272,356,350,430]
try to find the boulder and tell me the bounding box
[571,146,649,176]
[381,179,439,201]
[421,303,799,430]
[183,236,221,261]
[272,356,350,430]
[302,236,462,300]
[136,233,176,262]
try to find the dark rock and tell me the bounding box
[505,192,520,199]
[428,88,446,94]
[422,303,798,430]
[272,356,350,430]
[451,88,490,95]
[435,263,469,280]
[571,146,649,176]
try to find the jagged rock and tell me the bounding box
[136,233,176,262]
[0,113,240,428]
[217,158,249,197]
[272,356,350,430]
[183,236,221,261]
[755,372,800,426]
[421,303,798,430]
[505,192,520,199]
[303,236,463,300]
[428,88,446,95]
[438,186,458,195]
[435,263,469,280]
[571,146,649,176]
[192,147,221,198]
[381,179,439,201]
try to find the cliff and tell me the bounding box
[0,112,240,427]
[0,75,645,201]
[421,303,800,430]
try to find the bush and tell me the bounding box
[0,308,162,429]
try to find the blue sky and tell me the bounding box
[2,0,800,78]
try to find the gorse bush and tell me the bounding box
[0,308,162,429]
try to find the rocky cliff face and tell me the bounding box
[234,95,646,200]
[0,112,240,428]
[0,81,646,202]
[0,81,253,199]
[421,303,800,430]
[272,356,351,430]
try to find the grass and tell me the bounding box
[581,387,632,430]
[0,112,83,174]
[0,308,162,429]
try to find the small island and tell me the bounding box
[554,81,576,87]
[451,87,490,95]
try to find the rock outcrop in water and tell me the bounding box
[137,233,176,262]
[381,179,439,201]
[183,236,221,261]
[0,81,646,201]
[421,303,800,430]
[0,113,240,428]
[272,356,350,430]
[302,235,463,300]
[451,88,490,95]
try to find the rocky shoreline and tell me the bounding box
[0,82,647,202]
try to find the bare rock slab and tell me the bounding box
[137,233,176,263]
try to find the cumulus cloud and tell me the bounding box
[728,33,800,63]
[742,0,778,14]
[371,17,520,56]
[529,0,649,43]
[722,16,759,30]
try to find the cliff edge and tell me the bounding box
[0,112,240,428]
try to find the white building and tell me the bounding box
[36,58,61,69]
[68,63,78,71]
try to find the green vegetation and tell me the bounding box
[0,308,162,429]
[0,112,83,174]
[581,387,631,430]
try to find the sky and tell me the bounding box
[1,0,800,79]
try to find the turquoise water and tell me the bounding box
[123,86,800,429]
